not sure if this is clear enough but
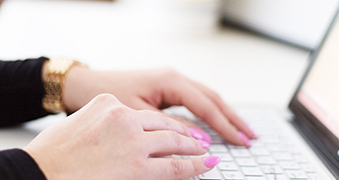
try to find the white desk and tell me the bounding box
[0,0,310,150]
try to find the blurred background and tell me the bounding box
[1,0,336,108]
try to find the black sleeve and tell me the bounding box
[0,149,46,180]
[0,57,53,127]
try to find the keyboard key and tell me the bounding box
[257,157,277,165]
[278,135,290,141]
[246,177,267,180]
[235,158,257,166]
[285,170,308,179]
[211,135,224,144]
[308,173,321,180]
[199,167,222,179]
[227,144,247,149]
[230,149,251,157]
[211,153,233,161]
[221,171,244,180]
[209,144,228,153]
[250,140,264,147]
[266,174,289,180]
[266,143,288,152]
[286,144,301,153]
[261,165,283,174]
[241,167,263,176]
[218,162,238,171]
[260,135,280,143]
[195,120,210,128]
[300,163,315,172]
[279,161,300,170]
[272,152,293,161]
[203,127,218,136]
[292,154,308,163]
[249,147,270,156]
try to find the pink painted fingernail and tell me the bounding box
[238,131,251,147]
[189,128,211,143]
[245,123,258,139]
[198,140,210,149]
[203,156,221,167]
[189,128,203,140]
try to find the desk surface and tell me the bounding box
[0,0,310,149]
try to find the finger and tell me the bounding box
[148,156,221,180]
[128,98,210,142]
[145,130,208,156]
[126,97,161,112]
[138,109,192,137]
[126,98,198,128]
[162,83,247,146]
[167,114,201,129]
[189,80,257,139]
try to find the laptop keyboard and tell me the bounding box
[174,107,322,180]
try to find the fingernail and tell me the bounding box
[203,156,221,167]
[189,128,211,143]
[198,140,210,149]
[238,131,251,147]
[189,128,203,140]
[245,123,258,139]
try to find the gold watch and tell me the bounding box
[42,58,87,113]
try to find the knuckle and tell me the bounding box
[161,118,171,129]
[191,160,199,174]
[108,105,130,118]
[158,113,171,126]
[154,111,166,117]
[93,93,119,103]
[210,91,222,101]
[147,110,165,118]
[145,110,173,127]
[168,131,182,147]
[179,122,189,135]
[160,68,182,80]
[171,159,184,177]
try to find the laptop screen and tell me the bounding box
[297,17,339,140]
[289,9,339,176]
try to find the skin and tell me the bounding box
[24,94,212,180]
[56,63,256,146]
[31,61,257,179]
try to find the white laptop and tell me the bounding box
[168,5,339,180]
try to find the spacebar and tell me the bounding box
[199,167,222,180]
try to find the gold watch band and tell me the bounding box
[42,58,87,113]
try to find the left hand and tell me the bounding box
[61,66,256,146]
[25,94,216,180]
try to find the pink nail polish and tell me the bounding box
[245,123,258,139]
[189,128,211,143]
[189,128,203,140]
[238,131,251,147]
[203,156,221,167]
[198,140,210,149]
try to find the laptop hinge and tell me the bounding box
[291,113,339,179]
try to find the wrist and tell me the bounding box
[23,146,56,180]
[62,65,93,113]
[42,58,88,113]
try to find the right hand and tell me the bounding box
[24,94,220,180]
[61,66,257,146]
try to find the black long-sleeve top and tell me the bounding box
[0,57,51,179]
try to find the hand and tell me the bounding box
[24,94,220,180]
[62,66,257,146]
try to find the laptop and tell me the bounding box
[167,5,339,180]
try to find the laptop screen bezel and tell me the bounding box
[289,7,339,177]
